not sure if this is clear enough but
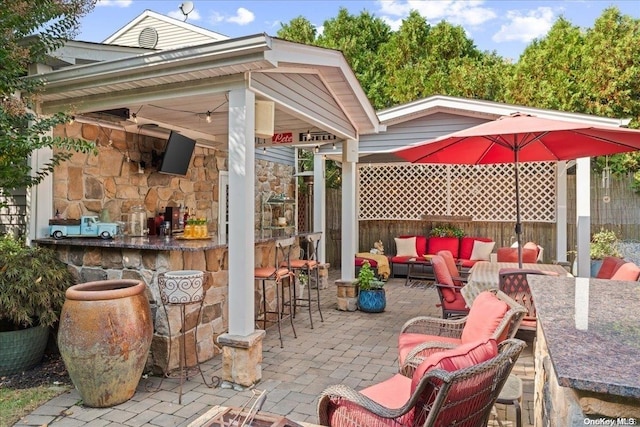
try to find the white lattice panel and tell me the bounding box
[359,162,556,222]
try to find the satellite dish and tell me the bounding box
[180,1,194,21]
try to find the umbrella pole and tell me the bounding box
[514,148,523,268]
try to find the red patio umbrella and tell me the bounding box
[394,113,640,267]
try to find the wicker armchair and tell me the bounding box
[318,339,526,427]
[398,289,526,368]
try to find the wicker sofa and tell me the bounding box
[390,235,495,277]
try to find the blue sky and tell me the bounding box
[78,0,640,60]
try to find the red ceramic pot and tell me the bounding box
[58,279,152,407]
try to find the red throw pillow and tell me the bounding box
[410,339,498,393]
[610,262,640,281]
[461,291,509,343]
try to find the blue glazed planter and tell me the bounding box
[358,289,386,313]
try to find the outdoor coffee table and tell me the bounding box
[405,257,435,288]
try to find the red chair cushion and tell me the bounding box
[391,255,414,263]
[398,333,462,365]
[427,237,460,258]
[459,237,493,260]
[596,256,626,279]
[432,256,455,302]
[459,259,480,268]
[461,291,509,343]
[610,262,640,281]
[355,257,378,267]
[361,374,411,409]
[410,339,498,393]
[496,247,537,263]
[439,293,468,310]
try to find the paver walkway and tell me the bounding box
[15,271,534,426]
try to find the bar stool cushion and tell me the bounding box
[285,259,318,269]
[254,266,289,279]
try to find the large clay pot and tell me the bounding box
[58,279,152,408]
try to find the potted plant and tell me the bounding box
[589,228,622,276]
[0,234,75,375]
[356,260,386,313]
[429,224,465,238]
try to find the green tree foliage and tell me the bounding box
[277,16,317,44]
[507,17,585,111]
[0,0,97,208]
[508,7,640,189]
[317,8,391,109]
[278,6,640,189]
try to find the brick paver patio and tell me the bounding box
[15,270,534,426]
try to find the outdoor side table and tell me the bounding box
[405,258,435,288]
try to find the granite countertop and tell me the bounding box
[528,275,640,399]
[34,232,314,252]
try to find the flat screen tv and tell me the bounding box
[158,131,196,176]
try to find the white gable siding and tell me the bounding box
[359,112,488,154]
[108,15,224,50]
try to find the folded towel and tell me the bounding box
[356,252,390,279]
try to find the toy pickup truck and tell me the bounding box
[49,216,120,239]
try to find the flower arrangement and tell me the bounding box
[590,228,621,260]
[429,224,465,238]
[356,260,385,291]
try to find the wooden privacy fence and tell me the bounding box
[324,171,640,268]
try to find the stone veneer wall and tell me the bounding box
[52,123,296,236]
[53,122,227,233]
[51,243,229,374]
[48,122,298,372]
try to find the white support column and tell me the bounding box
[313,153,326,263]
[227,88,256,335]
[28,144,54,245]
[556,161,567,262]
[576,157,591,277]
[340,139,358,280]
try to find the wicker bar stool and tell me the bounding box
[255,236,297,348]
[284,232,324,328]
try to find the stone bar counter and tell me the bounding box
[35,234,305,375]
[528,275,640,425]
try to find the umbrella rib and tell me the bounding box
[572,129,640,151]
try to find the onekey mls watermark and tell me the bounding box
[584,418,637,426]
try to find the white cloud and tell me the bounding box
[492,7,555,42]
[167,8,201,21]
[228,8,255,26]
[208,7,254,26]
[376,0,496,27]
[96,0,132,7]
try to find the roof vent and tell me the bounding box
[138,27,158,48]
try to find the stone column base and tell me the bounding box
[335,279,358,311]
[216,330,266,390]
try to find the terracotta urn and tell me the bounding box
[57,279,153,407]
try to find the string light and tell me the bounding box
[206,111,212,123]
[131,112,138,124]
[306,130,311,141]
[314,145,320,154]
[332,142,336,150]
